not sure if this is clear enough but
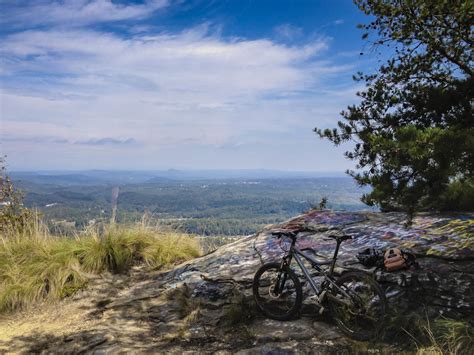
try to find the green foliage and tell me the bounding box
[315,0,474,213]
[319,197,328,210]
[437,179,474,212]
[19,177,368,236]
[0,157,33,234]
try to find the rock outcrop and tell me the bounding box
[160,210,474,321]
[1,211,473,353]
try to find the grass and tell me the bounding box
[76,223,201,273]
[381,307,473,354]
[0,216,202,313]
[416,318,474,355]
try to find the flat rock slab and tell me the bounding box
[249,318,322,342]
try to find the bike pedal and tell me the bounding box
[319,306,325,315]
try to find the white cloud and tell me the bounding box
[1,28,338,104]
[1,28,342,103]
[1,26,360,170]
[274,24,303,41]
[0,0,169,28]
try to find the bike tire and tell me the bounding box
[253,262,303,321]
[328,271,387,340]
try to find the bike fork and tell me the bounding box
[273,257,291,295]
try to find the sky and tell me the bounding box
[0,0,379,172]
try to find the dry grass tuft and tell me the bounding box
[416,318,474,355]
[0,217,201,313]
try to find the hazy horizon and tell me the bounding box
[10,168,348,174]
[9,168,351,183]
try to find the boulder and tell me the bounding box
[150,210,474,320]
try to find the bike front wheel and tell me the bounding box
[253,262,303,321]
[328,271,387,340]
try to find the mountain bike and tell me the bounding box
[252,230,387,340]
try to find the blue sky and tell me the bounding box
[0,0,377,171]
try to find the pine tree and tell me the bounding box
[315,0,474,214]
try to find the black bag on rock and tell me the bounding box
[356,248,384,268]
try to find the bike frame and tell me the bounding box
[277,236,353,306]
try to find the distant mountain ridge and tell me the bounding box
[11,169,348,185]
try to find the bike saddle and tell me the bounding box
[328,234,352,243]
[271,230,298,239]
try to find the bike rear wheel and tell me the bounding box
[328,271,387,340]
[253,262,303,321]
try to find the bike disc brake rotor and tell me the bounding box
[268,284,282,299]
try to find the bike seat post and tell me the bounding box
[290,235,297,247]
[329,239,342,275]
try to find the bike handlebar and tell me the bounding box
[271,231,352,243]
[271,230,297,239]
[328,234,352,242]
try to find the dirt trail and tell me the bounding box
[0,270,140,353]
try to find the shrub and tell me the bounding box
[0,157,33,235]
